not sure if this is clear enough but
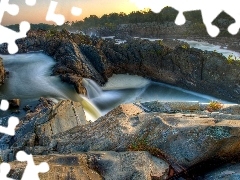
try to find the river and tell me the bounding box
[0,48,232,121]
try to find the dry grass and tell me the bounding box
[207,101,223,112]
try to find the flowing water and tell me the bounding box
[0,44,234,121]
[178,39,240,58]
[0,53,101,121]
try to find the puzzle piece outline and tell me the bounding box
[0,162,14,180]
[0,0,38,54]
[0,100,19,136]
[0,151,49,180]
[16,151,49,180]
[46,0,82,25]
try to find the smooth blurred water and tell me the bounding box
[0,53,101,121]
[90,76,230,115]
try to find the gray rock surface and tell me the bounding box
[50,102,240,170]
[0,98,88,161]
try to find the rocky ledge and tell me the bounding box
[1,99,240,179]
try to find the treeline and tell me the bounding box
[70,7,234,31]
[7,7,235,32]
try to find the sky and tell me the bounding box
[2,0,139,25]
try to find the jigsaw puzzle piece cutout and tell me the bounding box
[0,100,9,111]
[0,163,14,180]
[0,0,19,21]
[25,0,36,6]
[0,21,30,54]
[0,116,19,136]
[46,0,65,26]
[16,151,49,180]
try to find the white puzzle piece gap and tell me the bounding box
[46,1,65,26]
[25,0,37,6]
[0,100,9,111]
[0,21,30,54]
[130,0,240,37]
[71,6,82,16]
[16,151,49,180]
[0,0,31,54]
[0,0,19,18]
[0,163,14,180]
[0,100,19,136]
[0,116,19,136]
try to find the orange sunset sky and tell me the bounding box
[2,0,139,25]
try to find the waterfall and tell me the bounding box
[82,78,103,99]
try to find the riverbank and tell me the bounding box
[0,29,240,179]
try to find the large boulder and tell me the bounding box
[52,102,240,170]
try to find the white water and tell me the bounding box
[178,39,240,58]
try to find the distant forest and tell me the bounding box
[7,7,235,32]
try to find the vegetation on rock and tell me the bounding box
[207,101,223,112]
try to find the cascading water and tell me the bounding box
[82,78,103,99]
[0,53,101,121]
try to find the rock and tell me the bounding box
[0,57,5,85]
[8,99,20,108]
[0,99,88,161]
[204,163,240,180]
[36,100,88,146]
[8,151,169,180]
[52,102,240,170]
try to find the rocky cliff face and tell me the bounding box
[98,39,240,103]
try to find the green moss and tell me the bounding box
[227,54,240,64]
[181,44,188,49]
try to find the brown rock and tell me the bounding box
[8,151,169,180]
[8,99,20,108]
